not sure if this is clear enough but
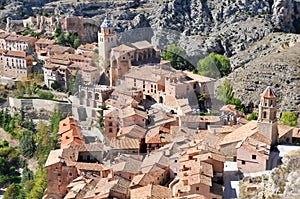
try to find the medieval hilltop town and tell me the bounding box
[0,3,299,199]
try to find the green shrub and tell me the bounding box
[36,90,54,100]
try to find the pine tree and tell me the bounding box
[19,130,36,158]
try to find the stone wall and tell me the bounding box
[8,97,72,119]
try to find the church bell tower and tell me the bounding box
[257,86,278,145]
[98,14,117,81]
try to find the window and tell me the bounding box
[109,128,112,133]
[196,187,199,191]
[69,173,73,176]
[242,160,246,165]
[174,160,177,163]
[252,155,256,160]
[263,111,267,118]
[109,122,112,126]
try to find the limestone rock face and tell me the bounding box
[266,150,300,198]
[223,33,300,116]
[150,0,274,61]
[272,0,296,32]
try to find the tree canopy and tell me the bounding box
[3,183,19,199]
[248,112,258,121]
[197,53,231,79]
[218,80,245,113]
[218,80,234,104]
[19,130,36,158]
[162,44,194,71]
[55,29,81,49]
[280,112,298,127]
[68,72,83,95]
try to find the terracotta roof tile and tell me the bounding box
[292,128,300,138]
[130,40,153,49]
[117,125,147,139]
[120,106,148,119]
[36,38,56,45]
[130,173,156,187]
[183,71,216,83]
[109,136,140,149]
[75,162,109,171]
[45,149,63,167]
[112,44,135,52]
[261,86,276,98]
[236,134,270,159]
[112,156,141,174]
[278,124,294,138]
[110,176,131,195]
[180,115,221,123]
[0,32,10,39]
[140,151,169,169]
[3,50,26,58]
[220,120,258,146]
[78,42,97,51]
[131,184,172,199]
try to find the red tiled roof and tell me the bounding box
[109,136,140,149]
[130,184,172,199]
[261,86,276,98]
[117,125,147,139]
[278,124,294,138]
[292,128,300,138]
[3,50,26,58]
[112,44,135,52]
[36,38,56,45]
[0,32,10,39]
[220,120,258,145]
[45,149,63,167]
[75,162,109,171]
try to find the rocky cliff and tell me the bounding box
[224,33,300,116]
[3,0,300,60]
[240,149,300,198]
[1,0,300,115]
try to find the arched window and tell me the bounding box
[263,111,267,118]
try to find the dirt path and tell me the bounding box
[0,127,18,147]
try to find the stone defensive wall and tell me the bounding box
[8,97,72,118]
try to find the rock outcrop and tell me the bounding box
[240,149,300,198]
[223,33,300,116]
[272,0,296,32]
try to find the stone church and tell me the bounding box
[97,15,160,86]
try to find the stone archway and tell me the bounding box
[95,93,100,100]
[80,90,85,105]
[159,96,163,104]
[87,92,92,106]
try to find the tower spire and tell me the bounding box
[101,13,113,28]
